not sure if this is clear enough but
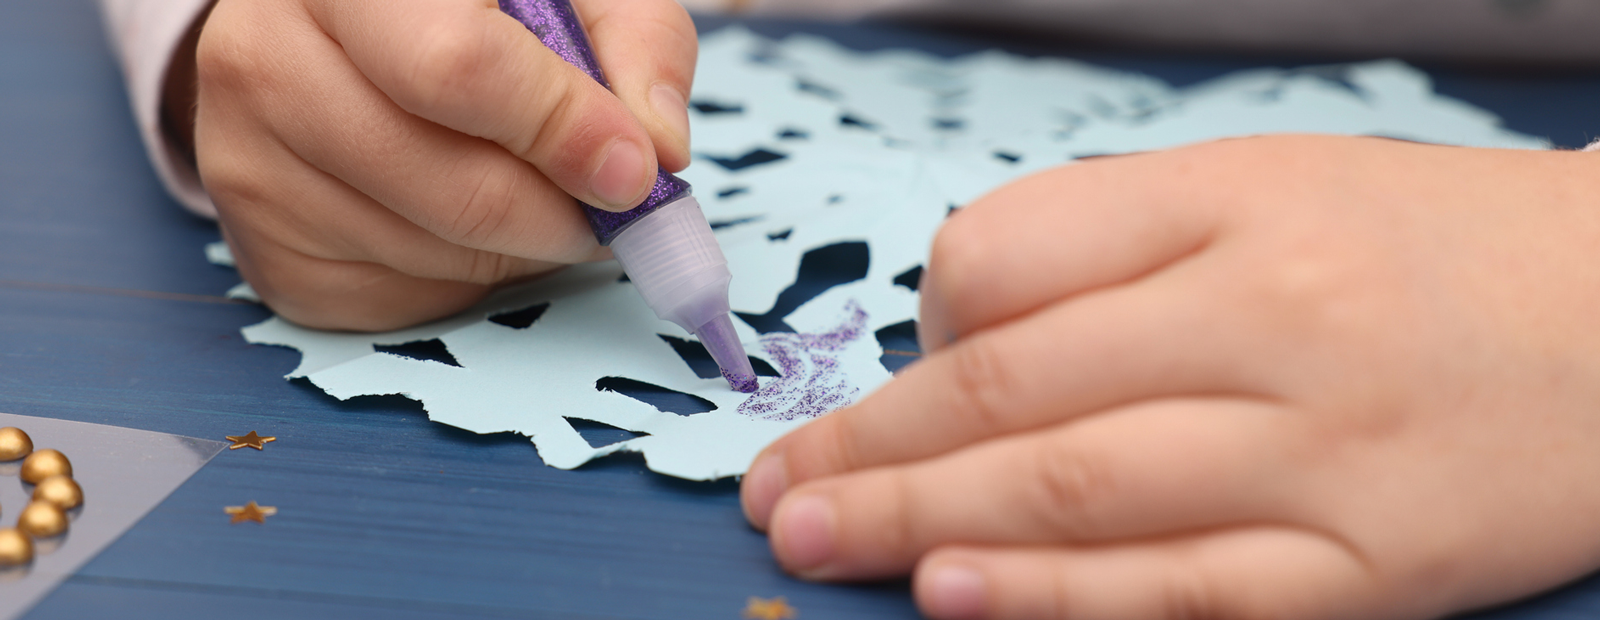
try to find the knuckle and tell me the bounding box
[946,338,1015,435]
[442,165,521,251]
[196,161,253,206]
[809,413,868,477]
[926,215,986,302]
[194,21,263,92]
[1241,244,1381,339]
[1162,565,1225,620]
[877,470,918,560]
[459,251,517,286]
[404,23,490,113]
[519,89,588,174]
[1028,443,1116,538]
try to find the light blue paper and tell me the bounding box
[225,28,1544,480]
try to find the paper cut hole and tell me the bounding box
[749,357,781,377]
[993,151,1022,164]
[736,242,870,334]
[488,303,550,329]
[717,186,750,199]
[710,216,763,230]
[840,114,877,130]
[594,377,717,416]
[767,228,794,241]
[658,335,782,379]
[1290,67,1368,99]
[704,148,787,171]
[876,320,921,374]
[565,417,649,448]
[893,265,923,292]
[777,128,809,140]
[690,100,744,115]
[796,79,840,100]
[373,339,462,367]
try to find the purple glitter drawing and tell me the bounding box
[737,301,868,421]
[499,0,692,244]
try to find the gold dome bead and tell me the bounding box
[0,529,32,567]
[32,476,83,511]
[20,449,71,484]
[17,501,68,538]
[0,427,32,462]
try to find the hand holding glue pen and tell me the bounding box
[501,0,759,393]
[187,0,706,332]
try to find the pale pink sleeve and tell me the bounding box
[99,0,217,218]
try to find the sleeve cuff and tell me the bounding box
[100,0,218,218]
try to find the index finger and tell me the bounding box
[309,0,658,210]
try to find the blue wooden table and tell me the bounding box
[3,1,1599,617]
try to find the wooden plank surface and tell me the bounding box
[3,1,1599,618]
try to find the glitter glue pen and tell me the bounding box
[499,0,758,393]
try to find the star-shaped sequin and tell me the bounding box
[224,501,277,524]
[743,597,797,620]
[225,431,276,450]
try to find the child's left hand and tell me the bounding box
[741,135,1600,620]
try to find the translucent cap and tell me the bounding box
[610,195,757,392]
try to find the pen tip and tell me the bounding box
[696,314,759,393]
[722,368,759,393]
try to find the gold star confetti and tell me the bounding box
[743,597,797,620]
[224,501,277,524]
[225,431,276,451]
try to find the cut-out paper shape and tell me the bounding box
[229,27,1545,481]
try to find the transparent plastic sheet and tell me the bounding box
[0,412,225,619]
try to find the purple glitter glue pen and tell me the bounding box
[500,0,758,393]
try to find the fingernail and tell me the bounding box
[923,565,987,620]
[590,139,649,208]
[741,453,789,529]
[774,494,836,574]
[649,83,690,147]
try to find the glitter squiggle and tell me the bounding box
[737,301,867,421]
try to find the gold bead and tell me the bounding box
[17,501,68,538]
[20,449,71,484]
[32,476,83,510]
[0,529,32,567]
[0,427,32,462]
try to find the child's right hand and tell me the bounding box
[190,0,697,330]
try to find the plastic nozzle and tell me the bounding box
[695,313,758,393]
[610,194,756,392]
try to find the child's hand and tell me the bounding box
[191,0,696,330]
[742,135,1600,620]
